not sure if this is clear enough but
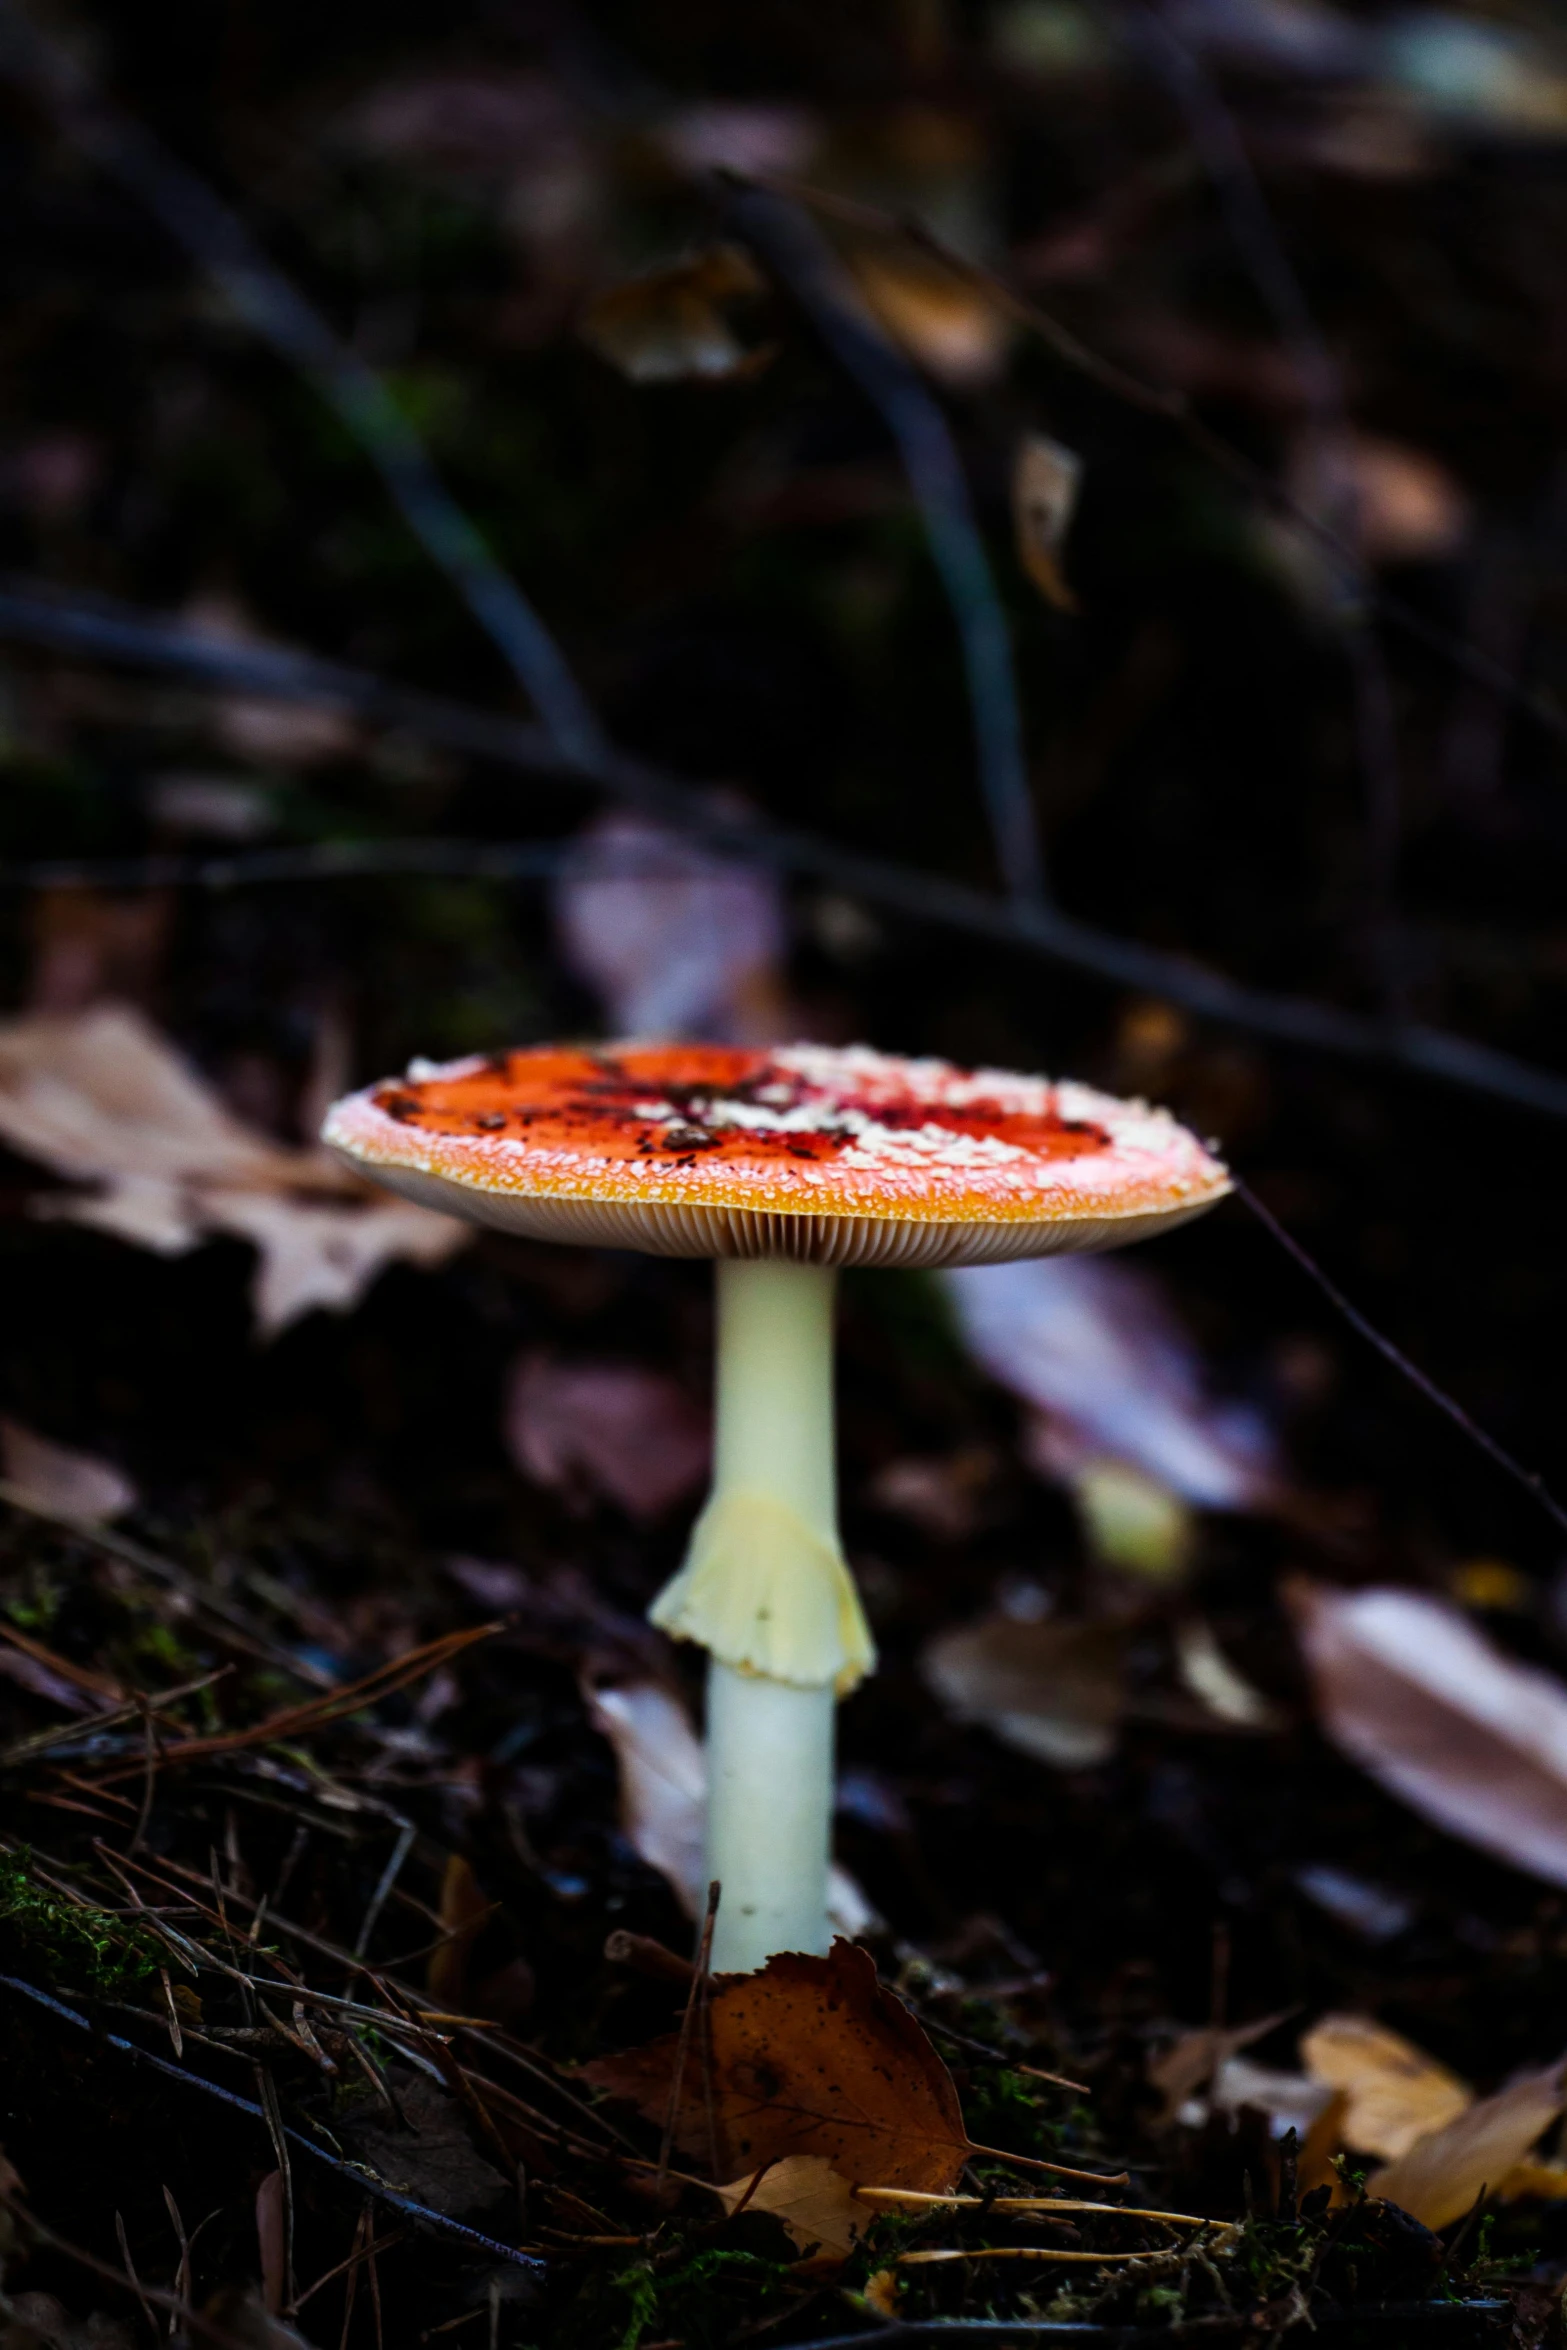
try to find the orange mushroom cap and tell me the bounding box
[322,1042,1230,1268]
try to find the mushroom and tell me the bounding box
[323,1041,1229,1972]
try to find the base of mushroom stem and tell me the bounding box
[703,1656,834,1975]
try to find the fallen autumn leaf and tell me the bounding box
[584,1938,1046,2192]
[1290,1579,1567,1885]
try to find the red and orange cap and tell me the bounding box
[322,1042,1230,1268]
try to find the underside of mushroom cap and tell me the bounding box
[322,1042,1230,1265]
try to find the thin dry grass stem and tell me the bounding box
[374,1974,516,2177]
[114,2210,159,2344]
[896,2246,1176,2266]
[0,1480,337,1687]
[0,2186,241,2350]
[697,1881,721,2182]
[252,2063,296,2308]
[353,1818,416,1959]
[657,1879,720,2192]
[131,1700,162,1850]
[157,1966,183,2057]
[851,2188,1210,2224]
[161,2186,189,2336]
[724,2160,781,2224]
[966,2141,1129,2187]
[337,2206,368,2350]
[89,1623,503,1780]
[465,2026,640,2152]
[367,2212,384,2350]
[1,1665,231,1768]
[289,2224,402,2318]
[919,2015,1090,2096]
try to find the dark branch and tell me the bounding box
[2,581,1567,1120]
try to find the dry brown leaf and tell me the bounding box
[427,1854,492,2013]
[1301,2014,1470,2160]
[844,249,1008,386]
[582,1938,971,2190]
[1299,2088,1349,2202]
[1289,1579,1567,1886]
[1012,433,1082,611]
[505,1353,710,1521]
[924,1613,1124,1768]
[715,2157,868,2265]
[0,1420,135,1524]
[1368,2069,1565,2229]
[580,248,770,383]
[1497,2159,1567,2203]
[0,1004,467,1336]
[584,1677,874,1939]
[1148,2011,1292,2125]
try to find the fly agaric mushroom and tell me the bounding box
[323,1042,1229,1972]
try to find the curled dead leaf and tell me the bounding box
[0,1005,467,1336]
[1012,432,1082,611]
[580,248,771,383]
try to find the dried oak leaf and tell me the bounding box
[581,1938,969,2190]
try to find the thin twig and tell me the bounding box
[354,1820,417,1959]
[289,2226,402,2317]
[0,587,1564,1124]
[1235,1176,1567,1541]
[966,2141,1128,2187]
[1116,0,1406,1004]
[735,170,1567,767]
[917,2014,1089,2095]
[719,177,1044,907]
[852,2189,1209,2223]
[0,3,603,765]
[658,1880,720,2189]
[114,2211,159,2345]
[896,2245,1173,2265]
[0,2193,243,2350]
[253,2063,297,2310]
[0,1971,545,2269]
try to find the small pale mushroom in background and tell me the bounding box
[325,1041,1229,1972]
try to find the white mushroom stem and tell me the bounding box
[649,1256,873,1975]
[705,1661,835,1973]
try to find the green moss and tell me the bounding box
[0,1848,161,1996]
